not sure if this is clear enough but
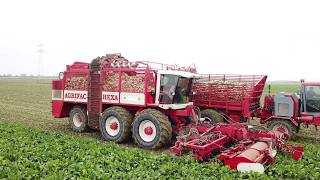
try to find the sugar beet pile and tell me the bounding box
[193,80,253,102]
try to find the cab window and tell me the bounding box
[173,77,192,104]
[159,75,179,104]
[305,86,320,112]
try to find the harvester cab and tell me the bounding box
[156,70,197,108]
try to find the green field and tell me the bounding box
[1,78,320,179]
[265,83,300,94]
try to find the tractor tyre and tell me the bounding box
[267,119,298,139]
[99,106,133,143]
[69,106,89,132]
[200,109,224,124]
[132,109,172,150]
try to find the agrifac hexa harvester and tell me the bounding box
[52,54,303,173]
[52,54,198,149]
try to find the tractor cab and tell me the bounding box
[156,70,198,109]
[301,82,320,114]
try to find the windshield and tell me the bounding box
[159,74,179,104]
[305,85,320,112]
[158,75,192,104]
[173,77,192,104]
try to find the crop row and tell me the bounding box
[1,122,320,179]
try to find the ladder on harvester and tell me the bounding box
[88,58,102,130]
[87,54,129,129]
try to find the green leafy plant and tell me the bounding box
[0,123,319,179]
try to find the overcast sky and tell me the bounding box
[0,0,319,81]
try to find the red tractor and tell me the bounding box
[51,54,303,172]
[259,80,320,138]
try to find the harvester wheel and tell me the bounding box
[69,106,89,132]
[267,119,298,139]
[200,109,224,124]
[132,109,172,149]
[100,106,133,143]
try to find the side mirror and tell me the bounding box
[59,72,64,80]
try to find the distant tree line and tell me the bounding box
[0,74,56,78]
[0,74,33,77]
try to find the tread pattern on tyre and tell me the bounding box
[100,106,133,143]
[132,109,172,149]
[69,106,89,132]
[200,109,224,123]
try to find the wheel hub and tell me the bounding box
[139,120,157,142]
[105,116,120,136]
[276,127,286,133]
[144,127,153,135]
[273,124,289,134]
[202,116,212,122]
[73,113,83,127]
[110,122,118,130]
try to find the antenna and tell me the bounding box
[37,43,45,81]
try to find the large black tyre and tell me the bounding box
[132,109,172,150]
[69,106,89,132]
[267,119,298,139]
[200,109,224,123]
[99,106,133,143]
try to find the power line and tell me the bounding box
[37,43,45,81]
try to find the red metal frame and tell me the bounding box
[100,64,154,107]
[192,74,267,121]
[170,123,304,171]
[303,82,320,86]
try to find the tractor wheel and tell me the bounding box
[99,106,133,143]
[69,106,89,132]
[132,109,172,150]
[200,109,224,124]
[267,119,298,139]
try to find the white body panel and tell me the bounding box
[159,102,193,109]
[155,73,161,104]
[120,92,145,105]
[157,70,200,78]
[64,90,87,102]
[63,91,145,105]
[102,91,120,103]
[237,163,265,173]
